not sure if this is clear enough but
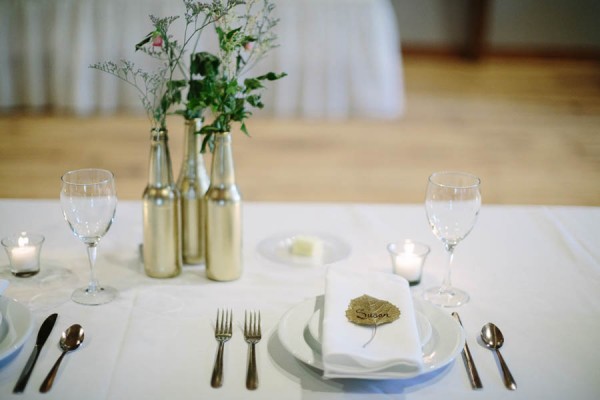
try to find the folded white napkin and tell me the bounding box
[321,265,424,379]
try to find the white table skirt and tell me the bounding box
[0,199,599,399]
[0,0,404,119]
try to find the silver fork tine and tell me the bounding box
[257,311,261,337]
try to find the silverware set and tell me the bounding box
[13,313,85,394]
[17,309,512,393]
[211,309,262,390]
[453,312,517,391]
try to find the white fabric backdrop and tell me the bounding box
[0,0,404,119]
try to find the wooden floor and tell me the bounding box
[1,55,599,205]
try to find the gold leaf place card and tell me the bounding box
[345,294,401,347]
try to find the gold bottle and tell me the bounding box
[177,119,210,265]
[205,132,242,281]
[142,128,182,278]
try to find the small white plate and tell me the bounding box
[277,295,464,378]
[0,296,34,366]
[257,231,351,266]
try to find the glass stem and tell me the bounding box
[441,244,456,292]
[86,243,99,294]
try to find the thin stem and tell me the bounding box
[86,243,99,294]
[441,243,456,292]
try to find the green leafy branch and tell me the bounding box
[194,0,286,152]
[90,1,234,129]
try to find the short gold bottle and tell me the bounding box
[177,119,210,265]
[204,132,242,281]
[142,128,182,278]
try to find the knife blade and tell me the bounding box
[452,312,483,389]
[13,313,58,393]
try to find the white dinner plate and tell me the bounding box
[257,231,351,266]
[0,296,34,366]
[277,295,464,378]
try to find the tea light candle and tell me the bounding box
[11,235,37,269]
[387,240,430,286]
[1,232,45,277]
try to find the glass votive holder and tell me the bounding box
[1,232,45,277]
[387,240,430,286]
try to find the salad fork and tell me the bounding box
[211,309,232,388]
[244,310,262,390]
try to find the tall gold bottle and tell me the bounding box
[142,128,182,278]
[177,119,210,265]
[205,132,242,281]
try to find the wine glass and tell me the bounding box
[60,168,118,305]
[424,171,481,307]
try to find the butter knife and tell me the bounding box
[452,312,483,389]
[13,313,58,393]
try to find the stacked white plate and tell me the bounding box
[277,295,465,379]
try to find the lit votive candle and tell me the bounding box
[387,240,430,286]
[1,232,45,277]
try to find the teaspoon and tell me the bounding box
[480,322,517,390]
[39,324,85,392]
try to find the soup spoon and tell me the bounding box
[481,322,517,390]
[39,324,85,392]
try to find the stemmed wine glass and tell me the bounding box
[60,168,118,305]
[424,171,481,307]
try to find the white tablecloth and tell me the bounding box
[0,199,599,399]
[0,0,404,119]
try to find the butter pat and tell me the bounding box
[290,235,324,260]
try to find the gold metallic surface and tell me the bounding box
[205,132,242,281]
[177,119,209,265]
[142,129,182,278]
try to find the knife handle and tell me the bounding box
[13,345,40,393]
[452,312,483,389]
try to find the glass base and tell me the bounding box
[72,286,117,306]
[424,286,469,307]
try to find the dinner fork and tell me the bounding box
[211,309,232,388]
[244,310,262,390]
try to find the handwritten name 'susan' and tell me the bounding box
[354,309,390,319]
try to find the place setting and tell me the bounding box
[0,168,106,392]
[270,171,519,392]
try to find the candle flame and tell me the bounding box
[403,241,415,254]
[18,235,29,247]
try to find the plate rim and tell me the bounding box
[0,296,34,363]
[277,295,465,379]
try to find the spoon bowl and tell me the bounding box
[481,322,504,349]
[480,323,516,390]
[60,324,85,351]
[39,324,85,392]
